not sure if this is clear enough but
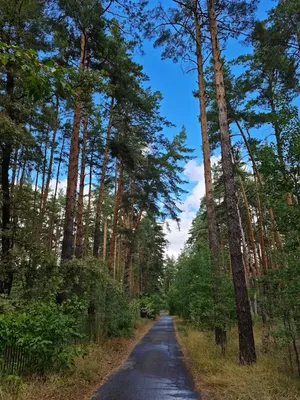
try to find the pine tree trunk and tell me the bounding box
[207,0,256,365]
[10,147,19,249]
[1,143,12,294]
[93,97,115,257]
[238,174,260,276]
[108,158,124,270]
[11,148,19,191]
[235,119,282,262]
[124,208,143,292]
[268,83,285,171]
[103,217,108,261]
[39,136,49,216]
[83,142,94,257]
[75,112,88,258]
[0,72,14,294]
[193,0,226,349]
[48,138,65,251]
[61,30,86,261]
[236,191,250,286]
[37,98,59,239]
[117,235,122,282]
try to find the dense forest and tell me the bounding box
[0,0,300,398]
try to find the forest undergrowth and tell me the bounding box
[175,319,300,400]
[0,319,154,400]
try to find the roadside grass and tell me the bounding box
[175,319,300,400]
[0,319,154,400]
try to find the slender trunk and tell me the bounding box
[48,138,65,251]
[19,162,25,189]
[269,88,285,171]
[193,1,226,348]
[39,137,49,215]
[254,173,269,272]
[236,192,250,286]
[75,113,88,258]
[238,174,260,277]
[1,143,12,294]
[124,208,143,292]
[11,148,18,191]
[234,118,267,276]
[108,158,124,270]
[33,170,39,213]
[113,234,118,279]
[93,97,115,257]
[16,149,23,184]
[61,30,86,261]
[207,0,256,364]
[234,119,282,255]
[268,207,283,251]
[37,98,59,239]
[83,142,94,257]
[117,235,122,282]
[11,148,20,249]
[0,71,14,294]
[103,217,108,261]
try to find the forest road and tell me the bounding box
[92,312,200,400]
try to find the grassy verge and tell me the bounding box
[0,319,155,400]
[175,318,300,400]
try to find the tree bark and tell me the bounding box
[39,135,49,216]
[207,0,256,365]
[11,148,19,191]
[75,112,89,258]
[1,143,13,294]
[83,141,94,257]
[48,138,65,251]
[103,217,108,261]
[61,30,86,261]
[93,97,115,257]
[193,0,226,349]
[108,158,124,270]
[124,208,143,292]
[0,71,15,294]
[237,174,260,276]
[37,98,59,239]
[234,118,282,257]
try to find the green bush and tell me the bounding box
[0,258,142,375]
[0,299,87,372]
[167,249,236,331]
[104,283,139,337]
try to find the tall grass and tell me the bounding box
[175,319,300,400]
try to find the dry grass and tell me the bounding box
[0,319,155,400]
[175,319,300,400]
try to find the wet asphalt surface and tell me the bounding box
[92,312,200,400]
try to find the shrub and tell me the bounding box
[167,249,236,331]
[0,299,87,372]
[104,283,138,337]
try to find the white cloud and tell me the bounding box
[49,176,91,196]
[164,155,220,258]
[49,178,68,194]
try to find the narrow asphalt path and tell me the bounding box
[92,312,200,400]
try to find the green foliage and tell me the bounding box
[140,293,165,317]
[0,299,87,372]
[261,251,300,351]
[104,286,139,337]
[0,256,141,374]
[168,249,236,331]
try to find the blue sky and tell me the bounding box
[133,0,275,257]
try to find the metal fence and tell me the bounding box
[0,345,39,375]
